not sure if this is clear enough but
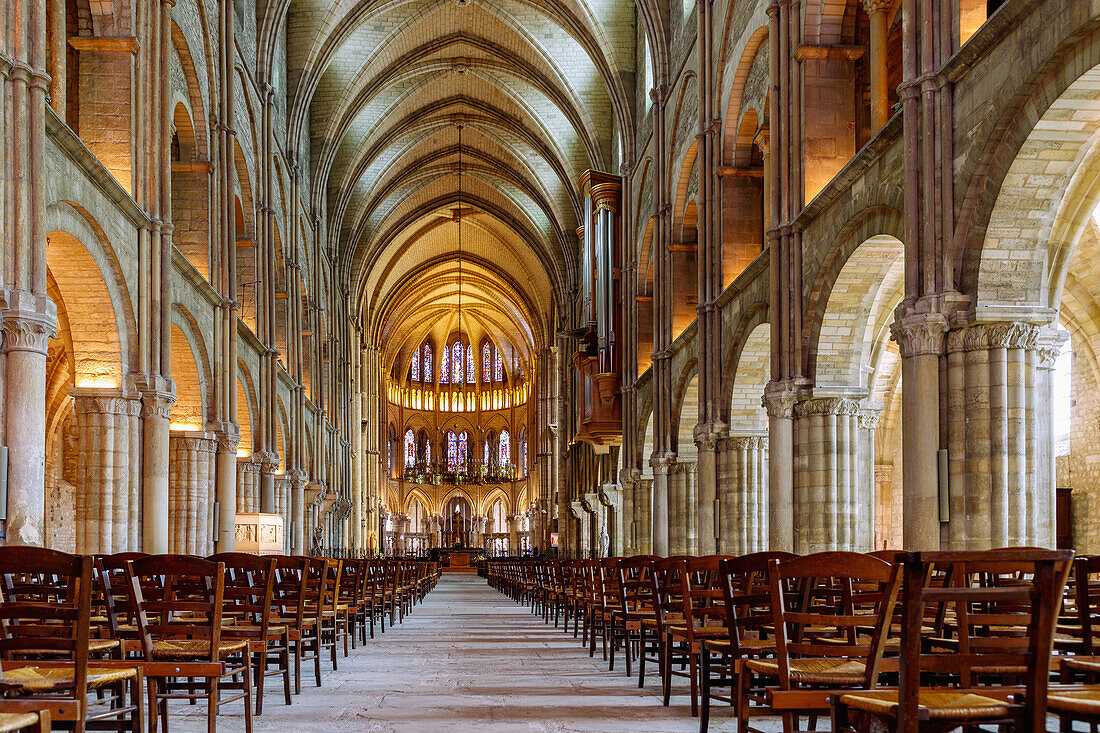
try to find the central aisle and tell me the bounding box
[175,572,759,732]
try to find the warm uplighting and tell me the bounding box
[237,448,252,459]
[169,422,204,432]
[75,377,119,389]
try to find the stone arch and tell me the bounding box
[720,26,769,163]
[236,361,258,457]
[480,487,511,517]
[728,322,771,433]
[403,486,434,518]
[169,305,213,430]
[671,360,699,456]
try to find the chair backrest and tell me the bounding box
[717,551,796,656]
[1062,554,1100,654]
[125,554,226,663]
[271,556,309,629]
[209,552,277,639]
[95,552,148,639]
[650,557,688,632]
[0,546,92,695]
[617,555,658,616]
[769,551,902,690]
[678,555,728,642]
[898,549,1073,732]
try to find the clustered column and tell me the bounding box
[944,322,1059,548]
[717,434,769,554]
[667,460,697,555]
[236,458,260,512]
[793,397,877,553]
[72,394,142,554]
[167,432,217,555]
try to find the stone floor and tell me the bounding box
[170,572,781,732]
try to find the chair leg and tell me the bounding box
[700,650,711,733]
[281,645,292,706]
[689,653,699,717]
[313,633,322,687]
[662,639,673,707]
[293,638,302,695]
[207,676,219,733]
[254,649,267,715]
[130,674,144,733]
[242,652,255,733]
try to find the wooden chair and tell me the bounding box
[125,554,253,733]
[607,555,658,680]
[312,559,345,672]
[738,551,902,733]
[0,711,49,733]
[271,556,321,693]
[209,552,290,715]
[699,551,796,733]
[833,548,1072,733]
[0,546,142,733]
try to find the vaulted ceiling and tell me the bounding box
[283,0,637,374]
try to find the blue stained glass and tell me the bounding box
[467,345,475,383]
[482,343,491,382]
[410,347,420,381]
[458,431,468,470]
[494,348,503,381]
[440,344,449,383]
[453,342,464,384]
[447,431,457,471]
[404,430,415,468]
[423,343,432,382]
[499,429,510,466]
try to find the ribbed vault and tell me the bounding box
[278,0,636,373]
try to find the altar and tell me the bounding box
[432,548,484,573]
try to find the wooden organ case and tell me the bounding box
[572,171,623,451]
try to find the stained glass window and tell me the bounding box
[410,347,419,381]
[467,345,475,383]
[458,431,468,470]
[482,342,491,382]
[494,348,503,381]
[522,434,527,474]
[404,430,415,468]
[446,431,457,471]
[499,429,510,466]
[423,342,432,383]
[440,344,449,383]
[452,341,464,384]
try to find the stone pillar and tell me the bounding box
[2,301,57,546]
[650,456,670,555]
[168,431,216,555]
[695,433,719,554]
[634,476,653,554]
[140,388,175,553]
[718,434,769,554]
[619,469,637,556]
[259,450,278,513]
[865,0,891,129]
[892,313,947,550]
[764,385,796,552]
[599,483,623,557]
[944,321,1054,549]
[794,396,876,553]
[668,460,697,555]
[290,469,307,554]
[236,458,260,512]
[570,501,589,557]
[213,426,239,552]
[507,515,521,555]
[71,393,141,554]
[582,492,606,558]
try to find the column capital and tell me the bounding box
[763,382,798,418]
[1036,326,1069,369]
[71,391,141,416]
[210,421,242,453]
[862,0,892,13]
[1,292,58,356]
[890,312,948,358]
[139,390,177,419]
[946,321,1040,353]
[794,396,864,418]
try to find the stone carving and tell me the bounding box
[890,314,947,358]
[946,322,1041,354]
[2,313,57,355]
[794,397,863,418]
[762,384,798,418]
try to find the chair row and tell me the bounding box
[0,547,439,732]
[489,550,1100,732]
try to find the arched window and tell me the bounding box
[410,346,419,381]
[491,500,506,534]
[458,431,469,470]
[482,342,491,382]
[494,348,504,381]
[423,342,433,383]
[520,428,527,476]
[403,429,415,468]
[467,344,475,383]
[452,341,464,383]
[440,344,449,383]
[1055,327,1073,457]
[499,429,510,467]
[446,431,457,471]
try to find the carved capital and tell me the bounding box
[890,313,948,358]
[140,391,176,419]
[858,400,883,430]
[762,383,798,418]
[215,425,242,453]
[72,393,141,417]
[863,0,892,13]
[794,396,863,418]
[2,304,58,356]
[258,450,281,474]
[946,321,1041,353]
[569,501,586,520]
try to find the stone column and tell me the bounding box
[794,396,876,553]
[618,469,637,556]
[892,313,946,550]
[570,501,589,557]
[140,388,175,553]
[864,0,891,129]
[945,321,1053,549]
[290,469,307,554]
[507,515,521,555]
[71,393,141,554]
[582,492,606,557]
[236,458,260,512]
[2,301,57,546]
[259,450,278,513]
[634,476,653,554]
[764,385,796,552]
[599,483,623,557]
[650,455,670,555]
[168,432,216,555]
[718,434,769,554]
[213,426,239,551]
[695,433,720,554]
